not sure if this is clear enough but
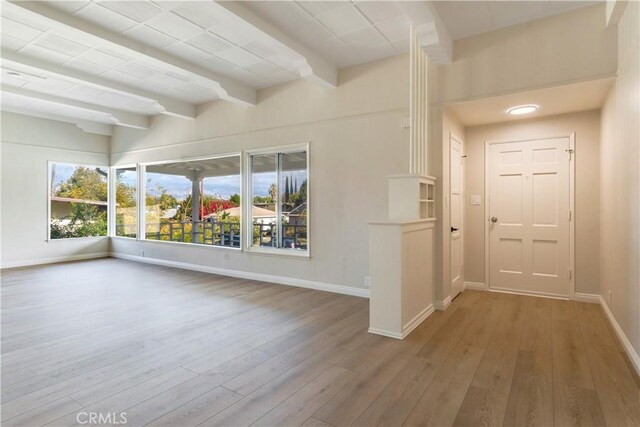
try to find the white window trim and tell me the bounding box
[47,160,109,242]
[109,164,138,239]
[136,152,243,250]
[243,143,310,258]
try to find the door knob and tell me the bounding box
[491,217,498,223]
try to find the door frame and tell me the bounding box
[483,133,575,299]
[449,132,464,299]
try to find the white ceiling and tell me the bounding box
[431,1,598,40]
[446,78,613,127]
[244,1,436,68]
[0,0,602,135]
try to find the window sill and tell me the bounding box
[47,236,109,242]
[244,246,310,258]
[108,236,309,258]
[110,235,137,240]
[136,238,242,251]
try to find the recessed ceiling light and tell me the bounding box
[508,105,538,115]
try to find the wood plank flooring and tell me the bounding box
[1,258,638,427]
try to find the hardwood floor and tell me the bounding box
[1,258,638,427]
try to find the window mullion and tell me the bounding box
[275,153,282,249]
[138,164,146,241]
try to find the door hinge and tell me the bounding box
[568,210,572,221]
[566,149,574,161]
[568,269,572,280]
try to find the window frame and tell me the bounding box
[137,152,243,250]
[47,160,110,242]
[244,143,310,258]
[109,164,138,240]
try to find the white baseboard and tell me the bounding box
[434,296,452,311]
[463,281,487,291]
[1,252,109,269]
[369,304,436,340]
[573,292,600,303]
[367,327,402,339]
[464,282,602,306]
[401,304,435,338]
[598,295,640,377]
[110,252,369,299]
[489,286,570,300]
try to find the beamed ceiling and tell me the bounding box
[0,0,598,136]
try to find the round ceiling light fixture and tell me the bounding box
[508,104,538,115]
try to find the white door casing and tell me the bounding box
[450,134,464,299]
[487,136,572,297]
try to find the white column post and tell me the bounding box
[191,175,202,243]
[409,24,428,176]
[368,26,436,341]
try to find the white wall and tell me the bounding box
[110,55,410,292]
[463,110,601,295]
[1,112,111,268]
[434,3,617,104]
[599,1,639,356]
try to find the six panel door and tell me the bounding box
[489,137,570,297]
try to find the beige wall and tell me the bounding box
[434,4,617,104]
[599,1,639,356]
[463,110,601,294]
[111,54,409,156]
[110,54,410,292]
[1,112,111,268]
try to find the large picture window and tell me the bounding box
[114,167,137,238]
[143,155,241,247]
[250,149,308,252]
[49,162,108,239]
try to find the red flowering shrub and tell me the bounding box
[201,199,237,218]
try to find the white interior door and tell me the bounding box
[450,135,464,299]
[488,137,571,297]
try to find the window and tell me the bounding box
[142,155,241,247]
[114,167,137,238]
[49,162,108,239]
[250,149,308,252]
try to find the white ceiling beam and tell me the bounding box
[72,120,114,136]
[215,1,337,89]
[1,49,196,119]
[2,106,113,136]
[6,1,256,106]
[2,85,149,129]
[415,2,454,64]
[606,0,628,27]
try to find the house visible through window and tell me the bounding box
[143,155,241,247]
[250,150,308,251]
[49,163,108,239]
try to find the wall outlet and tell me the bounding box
[364,276,371,288]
